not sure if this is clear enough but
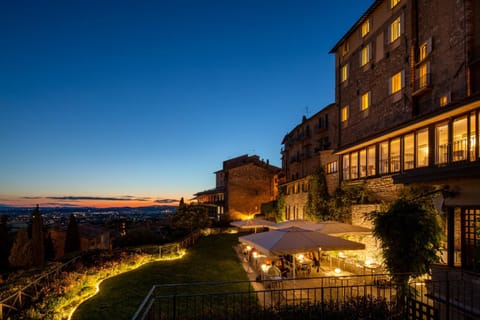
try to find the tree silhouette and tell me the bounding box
[9,228,33,268]
[0,215,11,269]
[65,214,81,254]
[44,231,55,261]
[31,204,45,266]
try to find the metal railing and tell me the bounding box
[132,274,422,320]
[133,273,480,320]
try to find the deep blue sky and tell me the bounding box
[0,0,372,207]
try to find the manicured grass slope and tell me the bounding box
[73,233,248,320]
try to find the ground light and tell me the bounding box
[65,250,186,320]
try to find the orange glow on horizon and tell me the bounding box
[0,196,180,208]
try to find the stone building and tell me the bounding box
[280,104,339,220]
[195,154,280,221]
[330,0,480,318]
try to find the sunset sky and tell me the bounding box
[0,0,372,208]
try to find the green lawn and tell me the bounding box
[72,232,250,320]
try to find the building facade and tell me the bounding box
[280,104,339,221]
[195,154,280,221]
[330,0,480,317]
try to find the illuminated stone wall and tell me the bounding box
[226,162,279,221]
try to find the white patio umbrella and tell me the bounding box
[239,227,365,279]
[272,220,371,236]
[238,227,365,256]
[230,218,277,232]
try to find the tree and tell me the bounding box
[65,214,81,254]
[170,204,210,233]
[369,186,443,301]
[305,169,329,221]
[31,205,45,266]
[44,231,55,261]
[0,215,11,269]
[275,188,286,222]
[9,228,33,268]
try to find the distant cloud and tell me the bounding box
[155,199,179,204]
[44,202,81,207]
[38,196,149,202]
[23,196,149,201]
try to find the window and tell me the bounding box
[342,155,350,180]
[440,94,450,107]
[404,133,414,170]
[379,141,389,174]
[340,64,349,82]
[419,43,428,61]
[391,0,400,8]
[418,63,428,88]
[359,149,367,177]
[390,16,401,43]
[418,38,432,62]
[361,19,370,37]
[462,209,480,271]
[435,122,449,164]
[390,71,404,94]
[416,129,429,167]
[470,112,477,161]
[361,92,370,111]
[350,152,358,179]
[341,105,349,122]
[326,161,338,174]
[453,116,467,161]
[367,145,376,176]
[390,138,400,172]
[361,44,371,66]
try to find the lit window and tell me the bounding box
[435,122,449,164]
[419,43,428,61]
[416,129,429,167]
[453,117,467,162]
[359,149,367,177]
[391,0,400,8]
[342,155,350,180]
[439,95,449,107]
[367,145,376,176]
[470,112,476,161]
[340,64,348,82]
[390,71,403,94]
[361,92,370,111]
[390,138,400,172]
[341,105,349,122]
[404,133,414,170]
[418,63,428,88]
[361,19,370,37]
[361,44,371,66]
[326,161,338,174]
[390,17,401,43]
[350,152,358,179]
[379,141,389,174]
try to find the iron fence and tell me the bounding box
[133,273,480,320]
[132,274,447,320]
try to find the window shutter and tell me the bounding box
[387,24,391,43]
[401,69,405,88]
[368,91,371,107]
[426,37,432,55]
[369,43,373,61]
[388,77,392,95]
[400,13,405,34]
